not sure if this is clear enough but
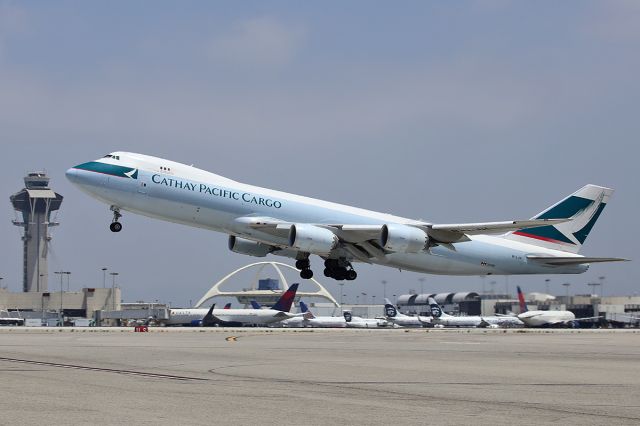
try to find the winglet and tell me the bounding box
[517,286,528,313]
[271,283,299,312]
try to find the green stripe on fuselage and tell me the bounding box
[74,162,138,179]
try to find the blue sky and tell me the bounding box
[1,1,638,305]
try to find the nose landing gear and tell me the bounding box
[110,206,123,233]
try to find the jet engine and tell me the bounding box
[380,224,428,253]
[228,236,273,257]
[288,224,338,254]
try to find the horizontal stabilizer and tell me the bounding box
[526,255,629,265]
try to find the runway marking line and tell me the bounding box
[0,356,207,382]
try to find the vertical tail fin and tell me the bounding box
[250,301,262,309]
[504,184,613,253]
[223,303,231,309]
[271,283,299,312]
[299,301,315,319]
[427,297,444,318]
[384,303,398,318]
[517,286,528,313]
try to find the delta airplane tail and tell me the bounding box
[271,283,299,312]
[517,286,528,314]
[504,184,613,254]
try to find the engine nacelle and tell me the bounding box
[228,236,273,257]
[288,224,338,254]
[380,224,428,253]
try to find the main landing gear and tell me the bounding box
[323,258,357,281]
[109,206,123,233]
[295,258,313,280]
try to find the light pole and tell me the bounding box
[338,282,344,306]
[102,267,107,288]
[372,295,376,305]
[0,277,3,289]
[490,281,496,296]
[361,292,367,305]
[562,283,571,303]
[392,294,397,305]
[110,272,119,310]
[65,271,71,291]
[54,270,68,324]
[419,278,425,295]
[599,276,606,299]
[545,278,551,295]
[381,280,387,300]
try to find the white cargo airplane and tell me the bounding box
[66,152,627,281]
[166,284,298,326]
[515,286,599,328]
[426,297,524,328]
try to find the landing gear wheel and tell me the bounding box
[300,269,314,280]
[346,269,357,281]
[110,222,122,233]
[295,259,310,270]
[323,268,332,277]
[334,267,347,281]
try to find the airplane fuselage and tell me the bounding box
[517,310,576,327]
[167,308,292,326]
[66,152,591,276]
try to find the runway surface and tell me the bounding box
[0,328,638,425]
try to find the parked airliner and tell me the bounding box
[166,284,298,326]
[383,300,427,327]
[426,297,524,328]
[280,301,347,328]
[66,152,626,281]
[515,286,599,327]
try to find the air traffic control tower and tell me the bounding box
[10,172,63,293]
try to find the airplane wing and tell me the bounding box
[236,216,566,258]
[526,255,629,265]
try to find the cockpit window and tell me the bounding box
[102,154,120,160]
[103,154,113,158]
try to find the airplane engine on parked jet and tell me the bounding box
[380,224,428,253]
[288,224,338,254]
[228,236,273,257]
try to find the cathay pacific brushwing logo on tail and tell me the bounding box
[124,169,139,179]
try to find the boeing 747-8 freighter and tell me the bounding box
[66,152,627,281]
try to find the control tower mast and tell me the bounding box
[10,172,63,292]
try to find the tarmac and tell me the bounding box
[0,327,638,425]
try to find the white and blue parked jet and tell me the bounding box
[66,152,627,281]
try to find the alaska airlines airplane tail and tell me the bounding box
[384,302,398,318]
[517,286,528,313]
[504,184,613,254]
[271,283,299,312]
[427,297,446,318]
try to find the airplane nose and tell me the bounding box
[65,167,78,183]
